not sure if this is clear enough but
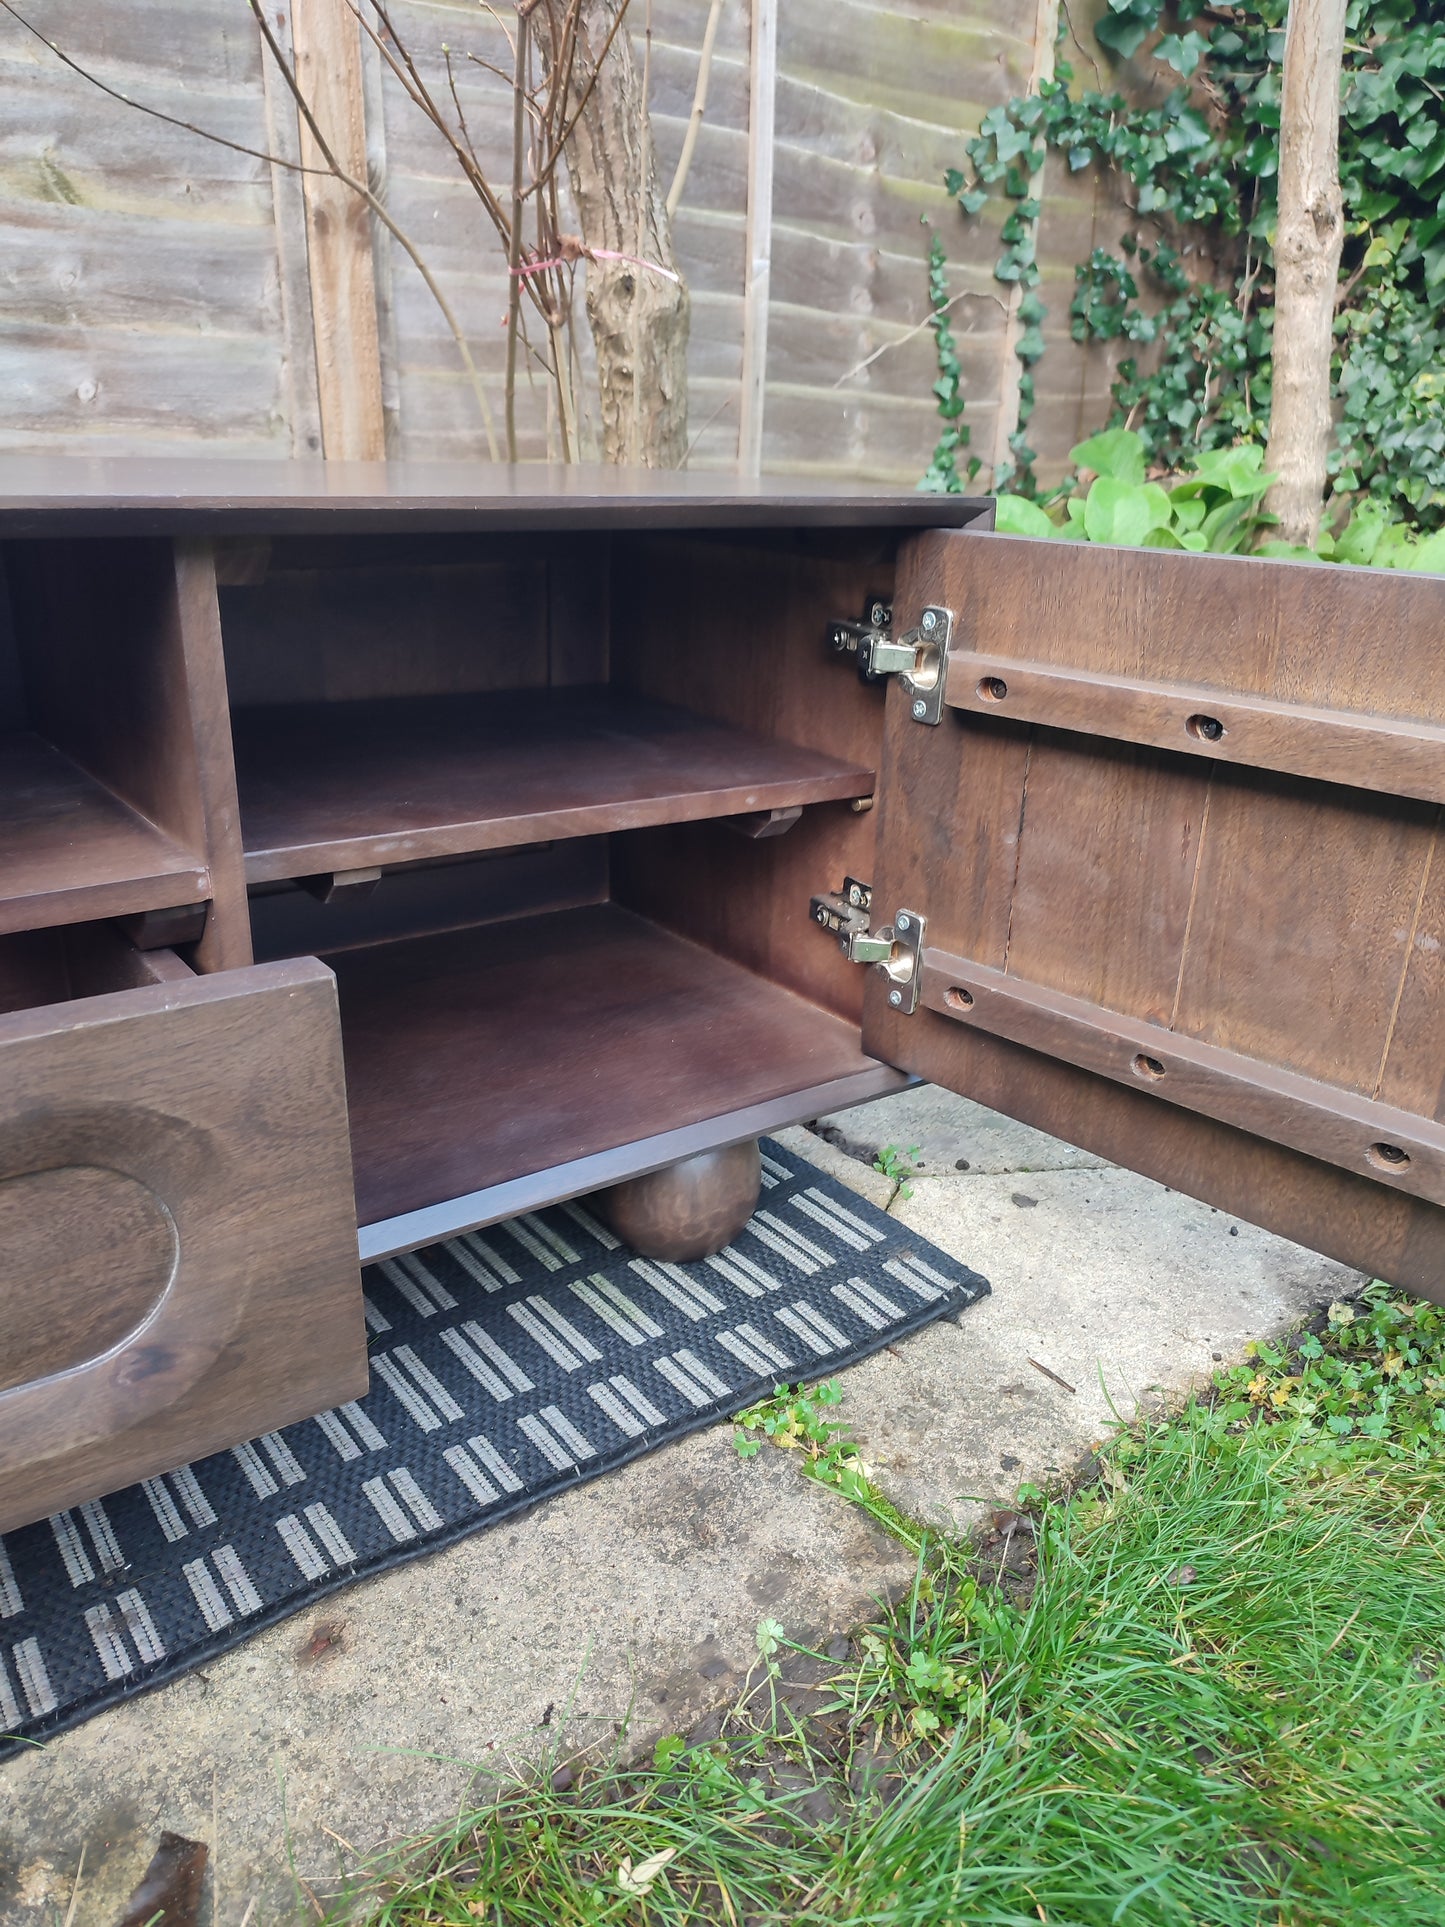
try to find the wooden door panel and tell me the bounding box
[866,529,1445,1303]
[0,958,364,1531]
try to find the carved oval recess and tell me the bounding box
[0,1165,177,1393]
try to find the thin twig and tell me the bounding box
[830,287,1008,388]
[666,0,723,220]
[61,1843,85,1927]
[1326,1604,1362,1653]
[1027,1357,1077,1395]
[0,0,328,179]
[504,7,531,462]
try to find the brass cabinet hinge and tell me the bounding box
[827,599,953,725]
[809,881,925,1013]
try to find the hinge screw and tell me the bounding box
[911,698,927,720]
[921,609,938,634]
[896,913,911,932]
[888,989,903,1008]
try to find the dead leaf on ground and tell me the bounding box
[113,1832,208,1926]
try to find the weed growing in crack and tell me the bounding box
[873,1142,922,1210]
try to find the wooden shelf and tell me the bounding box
[329,903,884,1229]
[234,689,874,883]
[0,731,209,935]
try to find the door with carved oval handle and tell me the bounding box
[0,956,364,1532]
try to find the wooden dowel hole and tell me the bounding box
[1132,1053,1167,1081]
[945,986,975,1012]
[976,677,1008,704]
[1366,1142,1411,1172]
[1186,714,1225,742]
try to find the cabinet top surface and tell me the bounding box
[0,456,992,536]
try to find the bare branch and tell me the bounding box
[504,8,531,462]
[666,0,722,221]
[831,287,1008,388]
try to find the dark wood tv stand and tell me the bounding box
[4,460,1444,1533]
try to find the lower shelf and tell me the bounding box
[328,902,898,1241]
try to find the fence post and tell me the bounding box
[738,0,777,478]
[288,0,387,461]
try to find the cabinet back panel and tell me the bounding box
[217,533,606,706]
[609,534,892,1025]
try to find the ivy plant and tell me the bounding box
[927,0,1445,538]
[999,427,1445,571]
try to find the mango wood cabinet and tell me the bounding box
[3,461,1443,1533]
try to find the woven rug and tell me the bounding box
[0,1140,988,1758]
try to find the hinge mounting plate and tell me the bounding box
[898,606,952,725]
[809,882,925,1014]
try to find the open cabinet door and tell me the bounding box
[864,529,1445,1304]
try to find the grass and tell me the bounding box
[333,1288,1445,1926]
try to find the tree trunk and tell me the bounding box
[1264,0,1348,546]
[562,0,690,467]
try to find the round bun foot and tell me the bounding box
[593,1139,762,1262]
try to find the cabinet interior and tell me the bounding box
[0,518,911,1247]
[0,541,211,935]
[221,525,902,1241]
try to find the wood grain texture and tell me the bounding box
[329,902,882,1227]
[919,948,1445,1207]
[0,14,294,459]
[172,538,253,969]
[234,687,872,881]
[865,526,1445,1302]
[0,956,364,1532]
[8,534,252,967]
[609,530,922,1021]
[0,730,207,934]
[219,543,550,705]
[0,457,992,536]
[946,651,1445,804]
[358,1059,906,1261]
[288,0,386,460]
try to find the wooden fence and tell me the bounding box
[0,0,1126,483]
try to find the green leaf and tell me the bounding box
[1333,503,1388,566]
[994,494,1057,538]
[1155,31,1207,76]
[1095,10,1152,56]
[1082,478,1173,546]
[1070,427,1147,485]
[1407,529,1445,574]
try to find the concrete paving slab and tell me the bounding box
[812,1085,1110,1177]
[0,1092,1364,1923]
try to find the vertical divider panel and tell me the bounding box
[11,536,251,971]
[172,539,253,971]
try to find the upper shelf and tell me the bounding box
[0,732,210,935]
[233,688,875,884]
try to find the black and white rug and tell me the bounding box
[0,1141,988,1758]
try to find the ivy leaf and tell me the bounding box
[1083,477,1173,546]
[1156,31,1207,77]
[995,494,1058,538]
[1070,426,1147,485]
[1407,529,1445,573]
[1095,10,1153,56]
